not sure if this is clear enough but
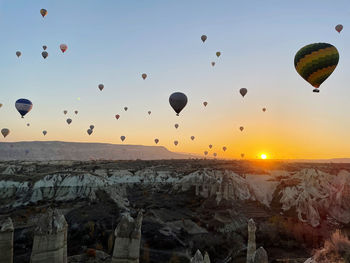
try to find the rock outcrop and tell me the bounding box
[247,219,257,263]
[112,212,142,263]
[30,208,68,263]
[190,250,210,263]
[0,217,14,263]
[252,247,268,263]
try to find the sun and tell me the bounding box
[260,154,267,159]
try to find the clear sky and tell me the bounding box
[1,0,350,159]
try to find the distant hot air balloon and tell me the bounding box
[16,51,21,58]
[211,62,215,67]
[169,92,188,116]
[239,126,244,131]
[115,114,120,120]
[201,35,207,43]
[154,138,159,144]
[335,24,343,33]
[42,130,47,136]
[148,111,151,115]
[209,144,212,149]
[142,73,147,80]
[204,151,208,156]
[87,129,93,135]
[15,99,33,118]
[63,110,67,115]
[1,128,10,138]
[26,123,30,127]
[66,118,72,125]
[174,140,178,146]
[223,146,227,151]
[0,104,2,108]
[216,51,221,57]
[98,84,104,91]
[174,124,179,129]
[294,43,339,92]
[42,45,47,50]
[90,125,95,130]
[60,44,68,53]
[120,136,126,142]
[42,51,48,59]
[213,153,217,157]
[240,88,247,97]
[40,9,47,18]
[124,107,128,111]
[74,110,78,115]
[203,101,208,107]
[262,108,266,112]
[190,136,195,141]
[241,153,245,158]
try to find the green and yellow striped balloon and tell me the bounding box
[294,43,339,92]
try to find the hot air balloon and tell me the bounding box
[120,136,126,142]
[169,92,187,116]
[90,125,95,130]
[63,110,68,115]
[239,126,244,131]
[74,110,78,115]
[42,51,48,59]
[213,153,217,157]
[16,51,21,58]
[42,45,47,50]
[15,99,33,118]
[27,123,30,127]
[203,101,208,107]
[211,62,215,67]
[241,153,245,158]
[60,44,68,53]
[148,111,151,115]
[66,118,72,125]
[204,151,208,156]
[190,136,195,141]
[142,73,147,80]
[294,43,339,92]
[40,9,47,18]
[1,128,10,138]
[174,140,178,146]
[154,138,159,144]
[201,35,207,43]
[240,88,247,97]
[335,24,343,33]
[98,84,104,91]
[87,129,93,135]
[216,51,221,57]
[174,124,179,129]
[115,114,120,120]
[124,107,128,111]
[223,146,227,151]
[262,108,266,112]
[209,144,212,149]
[0,104,2,108]
[42,130,47,136]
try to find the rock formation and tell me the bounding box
[112,211,143,263]
[247,218,257,263]
[30,208,68,263]
[190,250,210,263]
[0,217,14,263]
[252,247,268,263]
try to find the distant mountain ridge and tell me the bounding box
[0,141,193,161]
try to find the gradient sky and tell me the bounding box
[1,0,350,159]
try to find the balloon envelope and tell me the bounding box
[240,126,244,131]
[216,51,221,57]
[115,114,120,120]
[0,104,2,108]
[42,130,47,136]
[223,147,227,151]
[190,136,195,141]
[74,110,78,115]
[213,153,217,157]
[169,92,188,116]
[15,99,33,118]
[335,24,343,33]
[120,136,126,142]
[87,129,93,135]
[174,124,179,129]
[262,108,266,112]
[1,128,10,138]
[148,111,151,115]
[63,110,67,115]
[203,101,208,107]
[40,9,47,17]
[154,138,159,144]
[124,107,128,111]
[42,45,47,50]
[240,88,247,97]
[142,73,147,80]
[209,144,212,149]
[211,62,215,67]
[90,125,95,130]
[66,118,72,125]
[42,51,48,59]
[98,84,104,91]
[60,44,68,53]
[294,43,339,92]
[204,151,208,155]
[174,140,178,146]
[16,51,21,57]
[201,35,207,42]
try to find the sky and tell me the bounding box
[1,0,350,159]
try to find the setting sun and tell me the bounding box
[260,154,267,159]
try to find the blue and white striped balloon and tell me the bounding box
[15,99,33,118]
